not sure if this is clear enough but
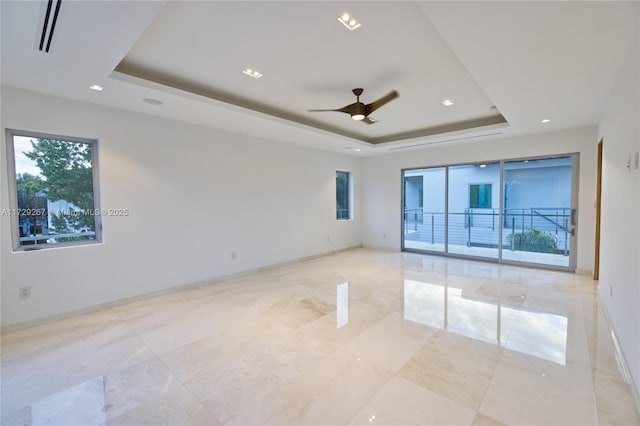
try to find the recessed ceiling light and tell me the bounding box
[143,98,163,106]
[338,13,361,30]
[479,164,487,168]
[541,119,551,123]
[89,84,103,91]
[354,148,362,152]
[441,99,454,106]
[242,68,263,79]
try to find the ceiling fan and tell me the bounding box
[308,88,399,124]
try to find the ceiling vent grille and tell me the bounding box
[388,132,503,150]
[38,0,62,53]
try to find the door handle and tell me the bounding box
[571,209,576,226]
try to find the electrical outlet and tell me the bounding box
[19,286,31,299]
[383,233,387,239]
[231,251,236,260]
[327,235,330,242]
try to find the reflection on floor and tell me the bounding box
[2,249,638,425]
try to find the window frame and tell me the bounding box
[5,128,103,251]
[336,170,352,220]
[469,183,492,209]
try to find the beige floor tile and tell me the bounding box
[183,329,336,424]
[342,312,435,373]
[290,355,392,425]
[348,376,476,426]
[398,331,503,410]
[480,355,599,425]
[472,412,506,426]
[593,368,640,426]
[107,385,218,426]
[227,350,359,425]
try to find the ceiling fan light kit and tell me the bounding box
[309,88,399,124]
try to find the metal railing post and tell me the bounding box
[530,208,533,229]
[511,216,515,251]
[564,215,568,256]
[521,210,525,233]
[414,211,418,231]
[404,212,407,234]
[431,214,435,244]
[467,213,472,247]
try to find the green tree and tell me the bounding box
[336,172,349,219]
[16,172,45,209]
[15,173,47,240]
[24,139,95,238]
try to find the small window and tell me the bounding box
[5,130,102,250]
[336,171,350,220]
[469,183,492,208]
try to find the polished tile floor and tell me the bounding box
[2,249,639,425]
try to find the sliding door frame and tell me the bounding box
[401,152,579,272]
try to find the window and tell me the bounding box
[336,171,350,220]
[5,130,102,250]
[469,183,492,208]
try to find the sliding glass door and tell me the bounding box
[403,167,445,253]
[501,157,574,268]
[402,155,577,271]
[447,162,500,260]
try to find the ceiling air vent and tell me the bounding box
[388,132,503,150]
[38,0,62,53]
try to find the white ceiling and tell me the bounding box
[1,1,638,156]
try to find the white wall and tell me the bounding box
[504,165,572,211]
[0,87,361,327]
[448,164,500,213]
[361,126,598,273]
[597,35,640,395]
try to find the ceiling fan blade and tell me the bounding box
[361,117,377,125]
[308,103,358,115]
[365,90,399,115]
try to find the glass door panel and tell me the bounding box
[402,155,577,271]
[502,156,574,268]
[403,167,445,253]
[447,163,500,260]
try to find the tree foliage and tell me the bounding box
[336,172,349,219]
[16,173,45,210]
[24,139,93,207]
[23,139,95,236]
[15,173,47,238]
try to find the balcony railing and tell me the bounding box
[19,231,97,245]
[403,207,570,255]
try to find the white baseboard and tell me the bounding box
[361,244,400,252]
